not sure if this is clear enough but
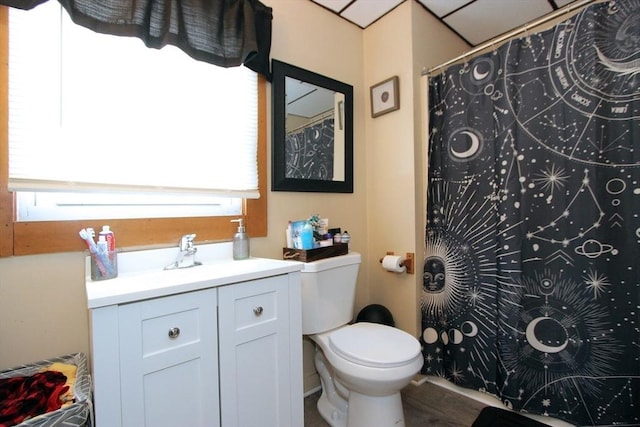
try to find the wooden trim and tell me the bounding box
[0,7,12,257]
[12,216,245,255]
[0,13,268,256]
[246,74,268,238]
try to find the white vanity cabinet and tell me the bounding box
[218,275,298,426]
[87,255,303,427]
[118,288,220,427]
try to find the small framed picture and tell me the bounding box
[370,76,399,118]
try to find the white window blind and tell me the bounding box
[8,2,259,199]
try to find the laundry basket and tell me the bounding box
[0,353,93,427]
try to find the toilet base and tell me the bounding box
[317,388,406,427]
[317,388,347,427]
[347,391,405,427]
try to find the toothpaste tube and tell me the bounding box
[99,225,115,253]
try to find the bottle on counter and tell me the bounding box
[231,218,250,260]
[300,221,314,250]
[341,231,350,249]
[91,225,117,280]
[286,221,293,248]
[99,225,115,252]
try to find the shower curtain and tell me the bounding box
[285,118,335,180]
[421,2,639,426]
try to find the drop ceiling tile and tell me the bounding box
[443,0,553,45]
[417,0,473,17]
[311,0,353,13]
[340,0,405,28]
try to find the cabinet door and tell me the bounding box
[119,288,219,427]
[218,275,296,427]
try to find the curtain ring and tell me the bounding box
[607,1,618,14]
[460,53,470,74]
[522,25,531,48]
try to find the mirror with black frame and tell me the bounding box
[271,60,353,193]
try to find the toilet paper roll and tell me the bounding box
[382,255,406,273]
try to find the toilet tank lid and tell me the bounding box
[300,252,361,272]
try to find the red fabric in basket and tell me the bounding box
[0,370,68,427]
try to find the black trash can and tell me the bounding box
[355,304,395,327]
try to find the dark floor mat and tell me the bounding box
[472,406,551,427]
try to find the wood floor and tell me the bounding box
[304,379,488,427]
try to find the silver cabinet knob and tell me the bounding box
[168,327,180,339]
[253,306,263,316]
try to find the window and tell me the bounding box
[16,192,242,222]
[10,2,257,221]
[0,5,267,256]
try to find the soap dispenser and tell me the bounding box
[231,218,250,260]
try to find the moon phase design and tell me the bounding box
[473,66,489,81]
[461,321,478,337]
[448,128,482,161]
[423,327,438,344]
[449,329,464,345]
[462,56,497,90]
[595,45,640,76]
[525,317,568,354]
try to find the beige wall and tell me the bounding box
[363,1,468,336]
[256,0,368,312]
[363,3,417,335]
[0,252,89,368]
[258,0,368,393]
[0,0,468,379]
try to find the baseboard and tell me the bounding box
[304,385,322,397]
[411,374,429,386]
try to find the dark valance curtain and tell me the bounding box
[0,0,273,78]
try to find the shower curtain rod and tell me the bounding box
[423,0,599,76]
[287,109,333,133]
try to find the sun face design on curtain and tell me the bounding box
[422,2,639,426]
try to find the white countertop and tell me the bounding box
[85,243,303,308]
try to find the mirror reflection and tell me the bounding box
[272,60,353,193]
[285,77,345,181]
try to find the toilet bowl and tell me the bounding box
[310,322,423,427]
[300,252,423,427]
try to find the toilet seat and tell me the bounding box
[328,322,421,368]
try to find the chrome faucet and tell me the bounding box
[165,233,202,269]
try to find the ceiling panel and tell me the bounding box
[311,0,352,13]
[307,0,585,47]
[416,0,472,17]
[443,0,554,45]
[340,0,405,28]
[286,78,335,118]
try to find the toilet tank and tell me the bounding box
[300,252,361,335]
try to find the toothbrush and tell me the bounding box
[79,228,109,277]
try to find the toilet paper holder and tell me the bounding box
[379,252,414,274]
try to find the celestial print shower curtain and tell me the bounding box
[421,2,639,426]
[285,118,335,180]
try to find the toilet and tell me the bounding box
[301,252,424,427]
